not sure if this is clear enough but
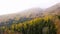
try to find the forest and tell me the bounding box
[0,15,59,34]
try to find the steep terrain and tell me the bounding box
[44,3,60,34]
[45,3,60,16]
[0,3,60,34]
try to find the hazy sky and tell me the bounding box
[0,0,60,15]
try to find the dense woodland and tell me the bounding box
[0,15,60,34]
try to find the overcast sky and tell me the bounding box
[0,0,60,15]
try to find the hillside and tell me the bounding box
[0,3,60,34]
[0,3,60,23]
[0,8,43,22]
[45,3,60,16]
[44,3,60,34]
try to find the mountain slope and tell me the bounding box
[0,8,43,22]
[0,3,60,23]
[45,3,60,16]
[0,3,60,34]
[44,3,60,34]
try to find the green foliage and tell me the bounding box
[0,16,57,34]
[57,15,60,19]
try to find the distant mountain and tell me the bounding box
[0,8,43,22]
[15,8,43,18]
[0,3,60,26]
[45,3,60,16]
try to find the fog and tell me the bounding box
[0,0,60,15]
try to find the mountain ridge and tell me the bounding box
[0,3,60,22]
